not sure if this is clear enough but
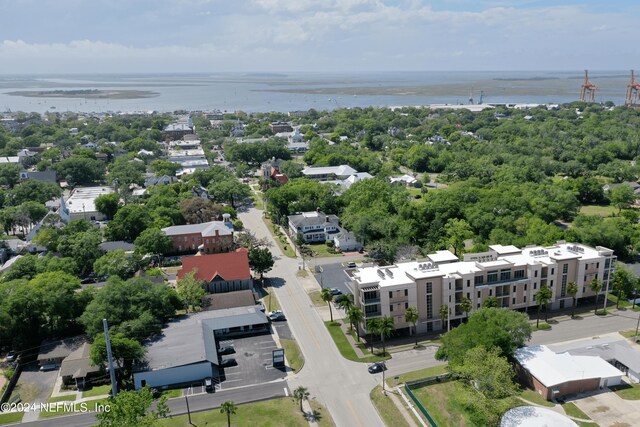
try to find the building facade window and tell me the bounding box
[426,295,433,319]
[514,270,525,279]
[563,264,568,274]
[474,276,484,285]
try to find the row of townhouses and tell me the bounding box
[351,241,616,333]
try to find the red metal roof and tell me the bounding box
[177,249,251,282]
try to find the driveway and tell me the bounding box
[571,388,640,426]
[13,362,59,403]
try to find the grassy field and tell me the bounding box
[82,384,111,398]
[518,389,555,407]
[47,394,77,402]
[309,290,327,306]
[262,284,281,313]
[156,397,333,427]
[0,411,22,425]
[531,322,552,331]
[562,402,590,419]
[607,294,632,308]
[619,329,640,339]
[609,382,640,400]
[579,205,616,217]
[369,385,413,427]
[410,379,520,426]
[325,321,389,363]
[395,365,448,385]
[280,339,304,373]
[306,243,343,258]
[162,389,183,399]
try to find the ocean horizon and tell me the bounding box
[0,71,631,114]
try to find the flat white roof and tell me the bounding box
[515,345,623,388]
[301,165,357,176]
[66,186,114,214]
[501,406,577,427]
[489,244,521,255]
[428,250,459,263]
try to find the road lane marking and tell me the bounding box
[346,399,364,427]
[284,387,289,397]
[286,282,321,350]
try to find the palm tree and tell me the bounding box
[321,287,334,322]
[404,306,419,346]
[336,293,354,311]
[293,386,310,413]
[379,316,395,356]
[534,285,552,327]
[347,307,364,341]
[367,317,381,353]
[566,281,578,318]
[220,401,237,427]
[482,296,499,308]
[590,278,602,314]
[612,272,626,309]
[439,304,449,331]
[459,297,472,321]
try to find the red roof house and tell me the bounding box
[177,249,253,293]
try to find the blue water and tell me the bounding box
[0,71,631,113]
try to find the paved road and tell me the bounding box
[239,206,385,427]
[19,381,289,427]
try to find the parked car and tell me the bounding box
[329,288,342,296]
[5,352,16,362]
[219,358,237,368]
[40,363,58,371]
[368,363,386,374]
[218,345,235,355]
[204,377,214,393]
[268,310,286,321]
[347,262,356,268]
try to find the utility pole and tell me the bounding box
[185,395,193,426]
[635,309,640,343]
[103,319,118,398]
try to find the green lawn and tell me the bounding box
[156,397,333,427]
[309,290,327,306]
[162,389,183,399]
[619,329,639,339]
[324,321,389,363]
[47,394,77,402]
[609,382,640,400]
[396,365,448,385]
[0,411,23,425]
[410,379,520,426]
[263,217,296,258]
[262,285,281,313]
[579,205,616,217]
[82,384,111,398]
[531,322,552,331]
[280,339,304,373]
[562,402,590,419]
[518,389,555,407]
[607,294,632,308]
[370,385,412,427]
[306,243,343,258]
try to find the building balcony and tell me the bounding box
[475,277,528,288]
[364,312,382,318]
[363,298,381,305]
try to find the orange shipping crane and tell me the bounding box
[625,70,640,107]
[579,69,598,103]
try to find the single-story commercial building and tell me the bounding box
[515,345,623,400]
[60,186,115,222]
[133,306,268,390]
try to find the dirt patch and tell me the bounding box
[592,405,609,413]
[609,423,631,427]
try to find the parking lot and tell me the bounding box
[12,362,59,403]
[217,333,285,391]
[314,262,354,295]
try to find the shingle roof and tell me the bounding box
[202,290,257,311]
[38,336,87,362]
[162,221,232,237]
[99,241,135,252]
[177,250,251,282]
[59,342,101,379]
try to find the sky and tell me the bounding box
[0,0,637,74]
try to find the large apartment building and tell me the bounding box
[351,242,616,334]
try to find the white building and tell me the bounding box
[60,186,115,222]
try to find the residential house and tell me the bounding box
[99,241,135,253]
[389,174,419,187]
[163,122,193,140]
[351,242,616,334]
[323,172,373,192]
[144,175,179,187]
[59,342,101,390]
[269,121,293,134]
[37,336,88,369]
[287,210,361,251]
[162,220,233,255]
[177,249,252,293]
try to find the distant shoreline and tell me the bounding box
[5,89,159,99]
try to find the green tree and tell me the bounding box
[6,180,62,206]
[609,185,636,213]
[444,218,474,257]
[208,179,251,208]
[482,296,499,308]
[405,306,419,346]
[179,197,222,224]
[176,270,206,313]
[435,307,531,365]
[321,287,335,322]
[611,268,634,309]
[590,278,603,314]
[91,332,146,386]
[566,281,579,318]
[248,247,274,280]
[293,386,310,413]
[459,297,472,321]
[452,346,518,399]
[95,193,120,220]
[534,285,552,327]
[53,157,105,185]
[95,386,167,427]
[56,229,103,275]
[93,250,138,279]
[335,293,354,311]
[347,307,363,341]
[106,204,151,241]
[439,304,449,331]
[0,164,22,188]
[378,315,394,356]
[134,227,173,260]
[366,318,381,353]
[220,400,237,427]
[150,160,180,176]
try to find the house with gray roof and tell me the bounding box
[133,306,268,390]
[60,342,101,390]
[144,175,178,187]
[20,170,58,183]
[288,210,362,250]
[301,164,357,181]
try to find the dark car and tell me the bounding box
[268,310,286,322]
[5,352,16,362]
[219,358,237,368]
[329,288,342,296]
[368,363,386,374]
[204,377,214,393]
[218,345,235,355]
